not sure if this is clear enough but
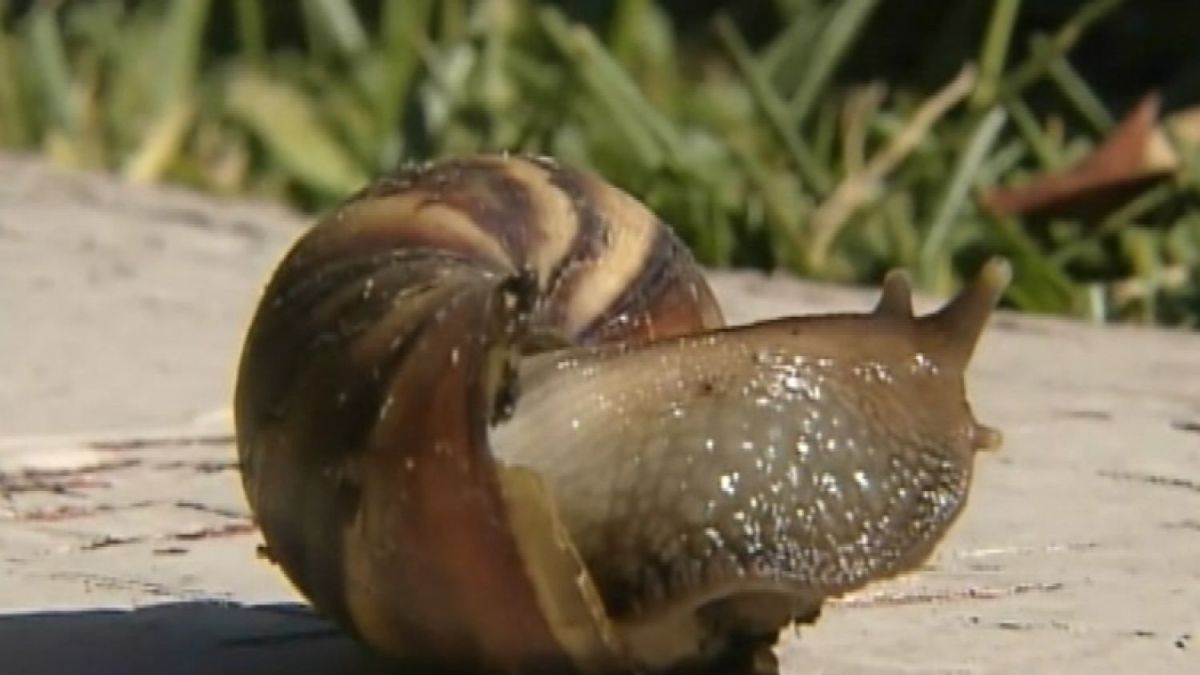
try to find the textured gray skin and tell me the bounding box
[494,313,985,618]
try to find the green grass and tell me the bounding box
[0,0,1197,327]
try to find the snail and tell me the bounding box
[234,154,1009,674]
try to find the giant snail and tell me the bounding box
[234,154,1010,674]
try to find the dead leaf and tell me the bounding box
[982,94,1200,218]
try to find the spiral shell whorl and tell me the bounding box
[235,155,726,672]
[279,154,723,346]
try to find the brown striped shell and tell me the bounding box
[234,154,1009,674]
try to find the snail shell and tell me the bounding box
[234,154,1009,674]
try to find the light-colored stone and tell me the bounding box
[1,156,1197,674]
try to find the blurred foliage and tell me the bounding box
[0,0,1197,327]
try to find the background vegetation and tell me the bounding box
[1,0,1198,327]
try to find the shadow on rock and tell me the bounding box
[0,601,396,675]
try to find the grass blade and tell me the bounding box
[1000,0,1125,98]
[28,7,78,135]
[759,1,827,87]
[540,7,679,169]
[123,99,195,183]
[152,0,210,113]
[1002,96,1063,169]
[714,14,831,194]
[0,17,32,146]
[920,107,1007,283]
[986,214,1078,314]
[233,0,265,64]
[971,0,1022,109]
[300,0,368,59]
[1042,41,1114,135]
[786,0,880,126]
[224,69,367,197]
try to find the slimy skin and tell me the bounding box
[492,262,1008,670]
[234,154,1008,674]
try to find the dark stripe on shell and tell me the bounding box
[539,163,613,338]
[576,219,679,342]
[350,156,548,272]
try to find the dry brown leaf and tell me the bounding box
[982,94,1200,219]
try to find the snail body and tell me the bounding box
[234,154,1008,674]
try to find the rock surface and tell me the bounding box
[1,155,1197,674]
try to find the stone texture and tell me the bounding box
[1,156,1196,674]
